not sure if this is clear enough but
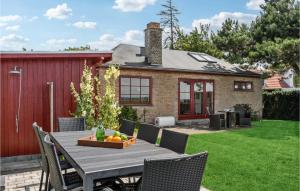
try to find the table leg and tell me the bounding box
[83,176,93,191]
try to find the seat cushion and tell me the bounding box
[63,171,82,190]
[60,159,72,170]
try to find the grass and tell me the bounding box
[186,120,299,191]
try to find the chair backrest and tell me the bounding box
[206,106,211,115]
[160,129,189,154]
[233,105,246,118]
[140,152,208,191]
[58,117,85,132]
[119,119,135,136]
[43,134,65,191]
[137,123,160,144]
[32,122,49,173]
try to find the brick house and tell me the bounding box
[99,22,263,123]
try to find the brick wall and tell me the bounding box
[98,67,263,123]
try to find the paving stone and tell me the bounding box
[3,166,210,191]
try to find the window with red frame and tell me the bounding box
[120,76,151,105]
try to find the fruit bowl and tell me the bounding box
[77,135,136,149]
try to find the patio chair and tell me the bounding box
[137,123,160,144]
[119,119,135,136]
[43,134,113,191]
[58,117,85,132]
[32,123,72,191]
[136,152,208,191]
[209,114,225,130]
[160,129,189,154]
[234,105,251,127]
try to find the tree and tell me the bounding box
[175,24,223,58]
[157,0,180,49]
[249,38,300,73]
[212,18,252,64]
[249,0,300,73]
[64,45,91,51]
[251,0,299,43]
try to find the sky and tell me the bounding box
[0,0,264,51]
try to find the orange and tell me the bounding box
[105,136,113,142]
[112,136,122,143]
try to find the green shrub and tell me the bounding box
[119,106,141,129]
[263,90,299,121]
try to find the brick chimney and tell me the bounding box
[144,22,162,65]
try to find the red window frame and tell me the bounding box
[178,79,215,120]
[119,75,152,106]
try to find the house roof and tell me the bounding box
[264,74,291,90]
[106,44,261,78]
[0,51,112,60]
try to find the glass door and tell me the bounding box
[179,81,191,115]
[179,79,214,119]
[194,82,204,114]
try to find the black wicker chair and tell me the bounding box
[32,123,50,191]
[160,129,189,154]
[137,123,160,144]
[58,117,85,132]
[43,134,113,191]
[209,114,225,130]
[206,106,225,130]
[137,152,208,191]
[119,119,135,136]
[234,105,251,127]
[32,123,72,191]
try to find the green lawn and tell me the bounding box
[186,120,299,191]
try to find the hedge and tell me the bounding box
[263,90,299,121]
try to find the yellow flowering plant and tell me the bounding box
[70,64,100,129]
[99,65,121,130]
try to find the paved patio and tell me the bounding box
[2,169,210,191]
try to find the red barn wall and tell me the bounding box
[0,55,109,157]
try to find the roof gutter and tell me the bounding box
[100,65,262,78]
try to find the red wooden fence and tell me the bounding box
[0,52,112,157]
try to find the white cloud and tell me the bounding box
[0,15,22,22]
[29,16,39,22]
[89,34,119,50]
[46,38,77,45]
[192,12,257,30]
[246,0,265,10]
[5,25,20,31]
[73,21,97,29]
[113,0,156,12]
[122,30,143,45]
[0,15,22,28]
[0,23,7,28]
[89,30,144,50]
[0,34,29,50]
[44,3,72,20]
[43,38,77,50]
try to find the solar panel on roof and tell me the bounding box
[188,52,217,63]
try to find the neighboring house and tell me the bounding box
[264,69,295,91]
[99,22,263,123]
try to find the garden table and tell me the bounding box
[50,130,182,191]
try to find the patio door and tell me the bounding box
[178,79,214,120]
